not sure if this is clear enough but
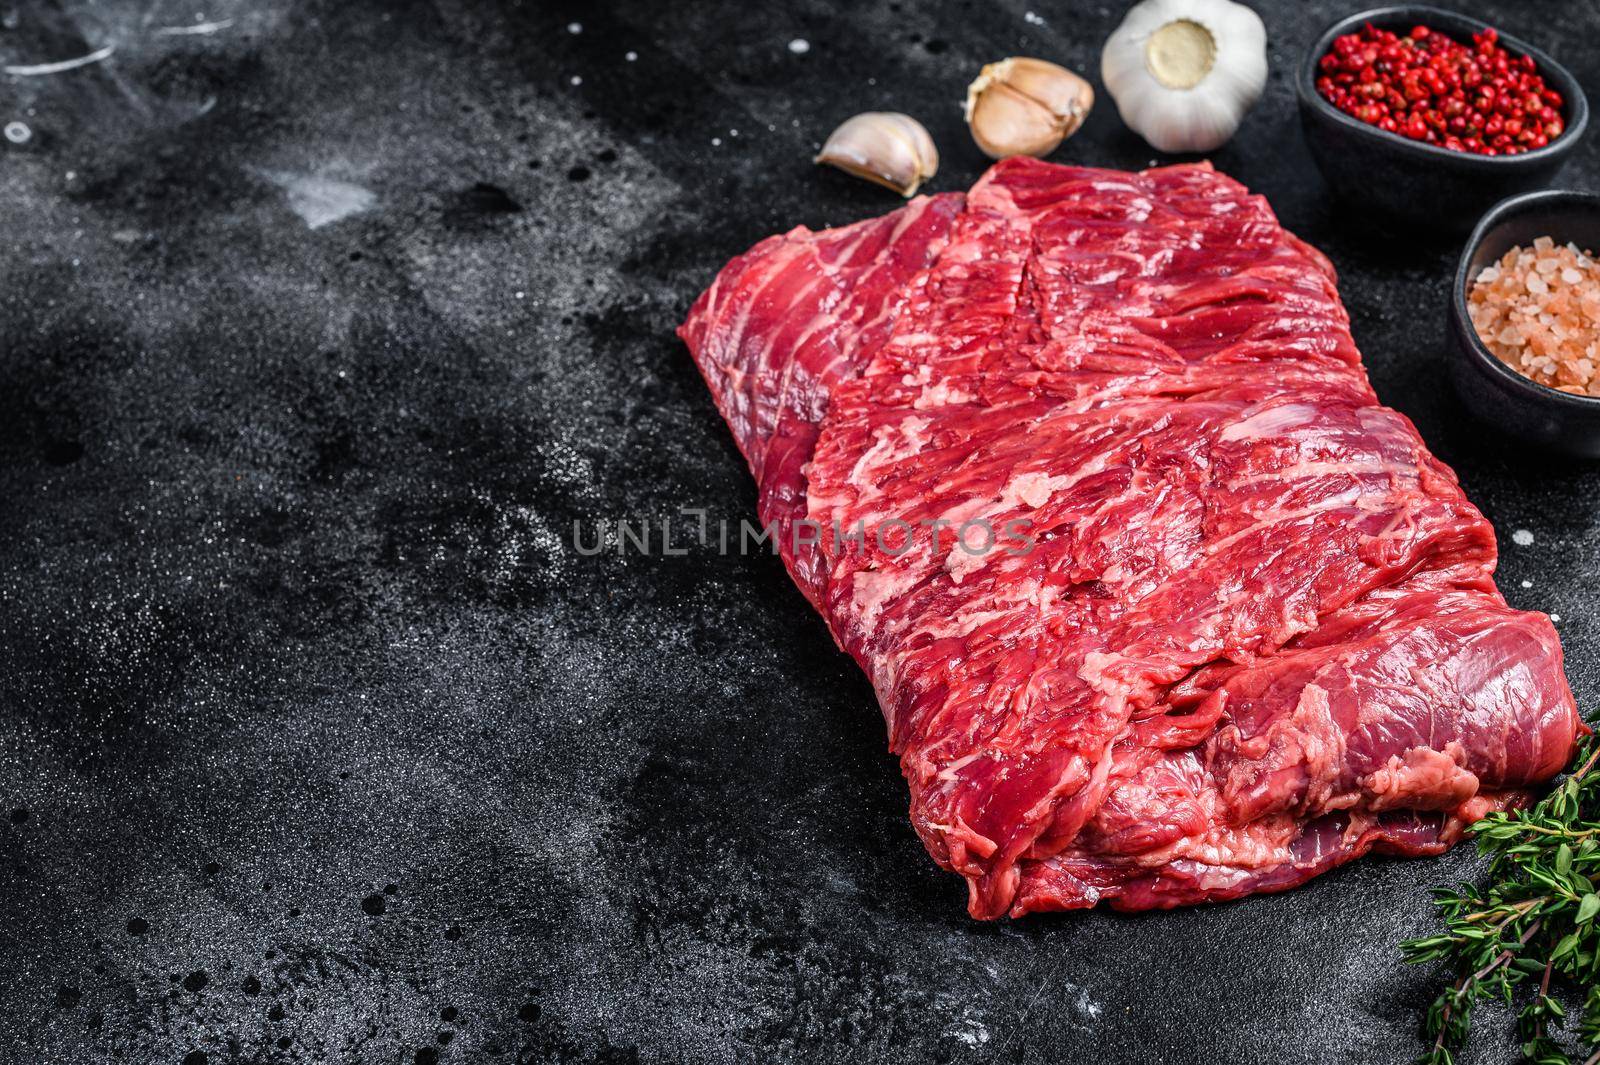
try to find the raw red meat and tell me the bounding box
[679,158,1580,919]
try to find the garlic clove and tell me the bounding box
[814,112,939,197]
[967,82,1067,159]
[990,58,1095,131]
[965,57,1094,160]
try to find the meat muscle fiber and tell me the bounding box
[678,158,1580,918]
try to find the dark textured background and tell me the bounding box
[3,1,1598,1062]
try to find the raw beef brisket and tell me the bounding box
[679,158,1580,918]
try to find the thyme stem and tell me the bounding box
[1405,734,1600,1064]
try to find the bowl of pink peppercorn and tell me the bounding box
[1299,6,1587,228]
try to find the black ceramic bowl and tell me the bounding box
[1450,190,1600,455]
[1299,6,1587,228]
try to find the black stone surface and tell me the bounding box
[2,2,1599,1063]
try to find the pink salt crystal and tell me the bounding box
[1470,236,1600,394]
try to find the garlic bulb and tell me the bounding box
[1100,0,1267,153]
[815,112,939,197]
[965,57,1094,159]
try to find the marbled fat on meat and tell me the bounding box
[678,158,1580,919]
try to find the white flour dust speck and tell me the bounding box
[1074,986,1103,1021]
[788,38,811,54]
[1522,579,1534,588]
[1024,10,1045,25]
[1552,614,1562,623]
[567,22,582,33]
[252,170,376,230]
[1512,529,1534,546]
[943,1013,990,1047]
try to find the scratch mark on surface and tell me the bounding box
[992,958,1055,1057]
[154,19,236,37]
[5,45,115,77]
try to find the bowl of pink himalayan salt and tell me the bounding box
[1453,189,1600,455]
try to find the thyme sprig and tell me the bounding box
[1404,737,1600,1065]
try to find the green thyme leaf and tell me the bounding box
[1405,735,1600,1064]
[1580,896,1600,926]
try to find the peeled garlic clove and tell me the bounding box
[965,57,1094,159]
[814,112,939,197]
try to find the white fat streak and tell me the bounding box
[707,238,811,371]
[938,503,995,580]
[748,247,836,387]
[763,303,842,428]
[832,192,931,266]
[937,751,986,783]
[1234,484,1362,522]
[1201,493,1369,558]
[867,645,914,723]
[848,416,932,488]
[852,567,918,633]
[884,331,943,349]
[1003,470,1073,510]
[767,211,941,435]
[935,466,1081,584]
[828,220,878,265]
[945,536,996,585]
[1217,401,1321,443]
[919,606,1018,641]
[912,380,975,409]
[1224,458,1414,491]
